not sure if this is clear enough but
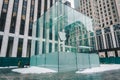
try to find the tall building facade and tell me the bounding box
[0,0,58,57]
[74,0,120,57]
[74,0,98,29]
[0,0,73,58]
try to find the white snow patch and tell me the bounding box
[12,66,57,74]
[0,66,18,69]
[76,64,120,74]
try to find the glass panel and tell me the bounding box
[59,52,76,72]
[35,40,39,55]
[90,53,100,67]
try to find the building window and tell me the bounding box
[26,40,31,57]
[49,43,52,53]
[43,15,46,39]
[0,35,3,53]
[10,0,19,33]
[19,0,27,35]
[96,30,104,50]
[115,19,117,22]
[50,0,53,7]
[107,51,115,57]
[113,24,120,47]
[106,22,108,25]
[113,10,115,13]
[35,40,39,55]
[0,0,9,31]
[104,27,113,49]
[115,31,120,47]
[109,12,111,15]
[49,19,52,40]
[17,38,23,57]
[112,7,114,9]
[37,0,41,18]
[28,0,35,36]
[96,35,104,50]
[99,52,106,58]
[111,2,114,5]
[108,8,110,11]
[55,43,58,52]
[110,21,113,25]
[109,16,112,19]
[6,37,14,57]
[36,20,40,37]
[42,41,45,54]
[44,0,47,12]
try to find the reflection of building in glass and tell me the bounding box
[65,21,96,53]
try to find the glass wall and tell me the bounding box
[30,2,99,72]
[31,2,95,54]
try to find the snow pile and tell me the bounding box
[12,66,57,74]
[76,64,120,74]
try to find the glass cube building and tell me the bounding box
[30,2,99,72]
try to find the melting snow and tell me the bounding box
[76,64,120,74]
[12,66,57,74]
[0,66,17,69]
[11,64,120,74]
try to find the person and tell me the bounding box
[18,61,21,68]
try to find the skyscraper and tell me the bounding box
[74,0,120,57]
[0,0,57,57]
[0,0,74,58]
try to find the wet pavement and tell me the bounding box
[0,68,120,80]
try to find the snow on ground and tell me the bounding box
[12,66,57,74]
[0,66,18,69]
[11,64,120,74]
[76,64,120,74]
